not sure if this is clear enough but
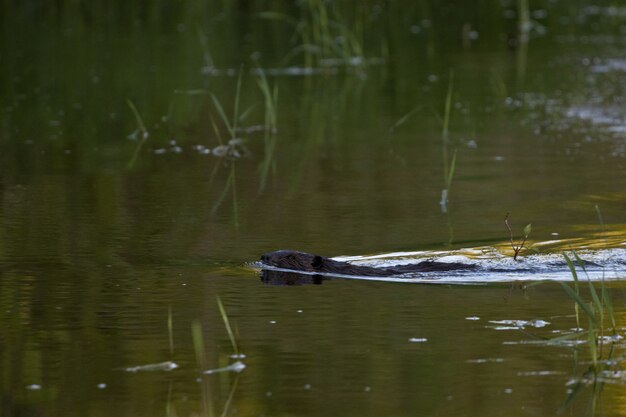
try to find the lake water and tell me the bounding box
[1,1,626,416]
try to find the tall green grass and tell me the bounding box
[554,251,618,415]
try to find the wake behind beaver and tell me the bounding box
[257,247,626,284]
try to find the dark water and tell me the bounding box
[1,1,626,416]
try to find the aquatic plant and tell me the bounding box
[126,99,149,169]
[553,252,618,415]
[504,212,531,260]
[259,0,366,70]
[207,70,247,228]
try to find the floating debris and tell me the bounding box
[598,334,624,343]
[488,319,550,330]
[408,337,428,343]
[517,370,565,377]
[230,353,247,359]
[212,138,250,159]
[203,361,246,375]
[503,339,586,347]
[598,370,626,384]
[25,384,42,390]
[466,358,505,364]
[123,361,179,373]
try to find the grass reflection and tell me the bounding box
[188,298,244,417]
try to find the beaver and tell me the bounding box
[260,250,476,277]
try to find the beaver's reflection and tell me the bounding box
[260,269,327,286]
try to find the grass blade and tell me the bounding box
[216,296,240,356]
[446,149,457,189]
[232,68,244,138]
[563,253,579,284]
[571,252,603,322]
[256,69,278,193]
[210,169,233,216]
[210,93,233,138]
[558,378,585,414]
[126,99,149,169]
[126,99,148,137]
[558,281,597,325]
[389,105,423,133]
[219,375,240,417]
[595,204,605,232]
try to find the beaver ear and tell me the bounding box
[311,255,324,269]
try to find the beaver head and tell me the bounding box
[260,250,325,272]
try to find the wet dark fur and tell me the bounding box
[260,250,476,277]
